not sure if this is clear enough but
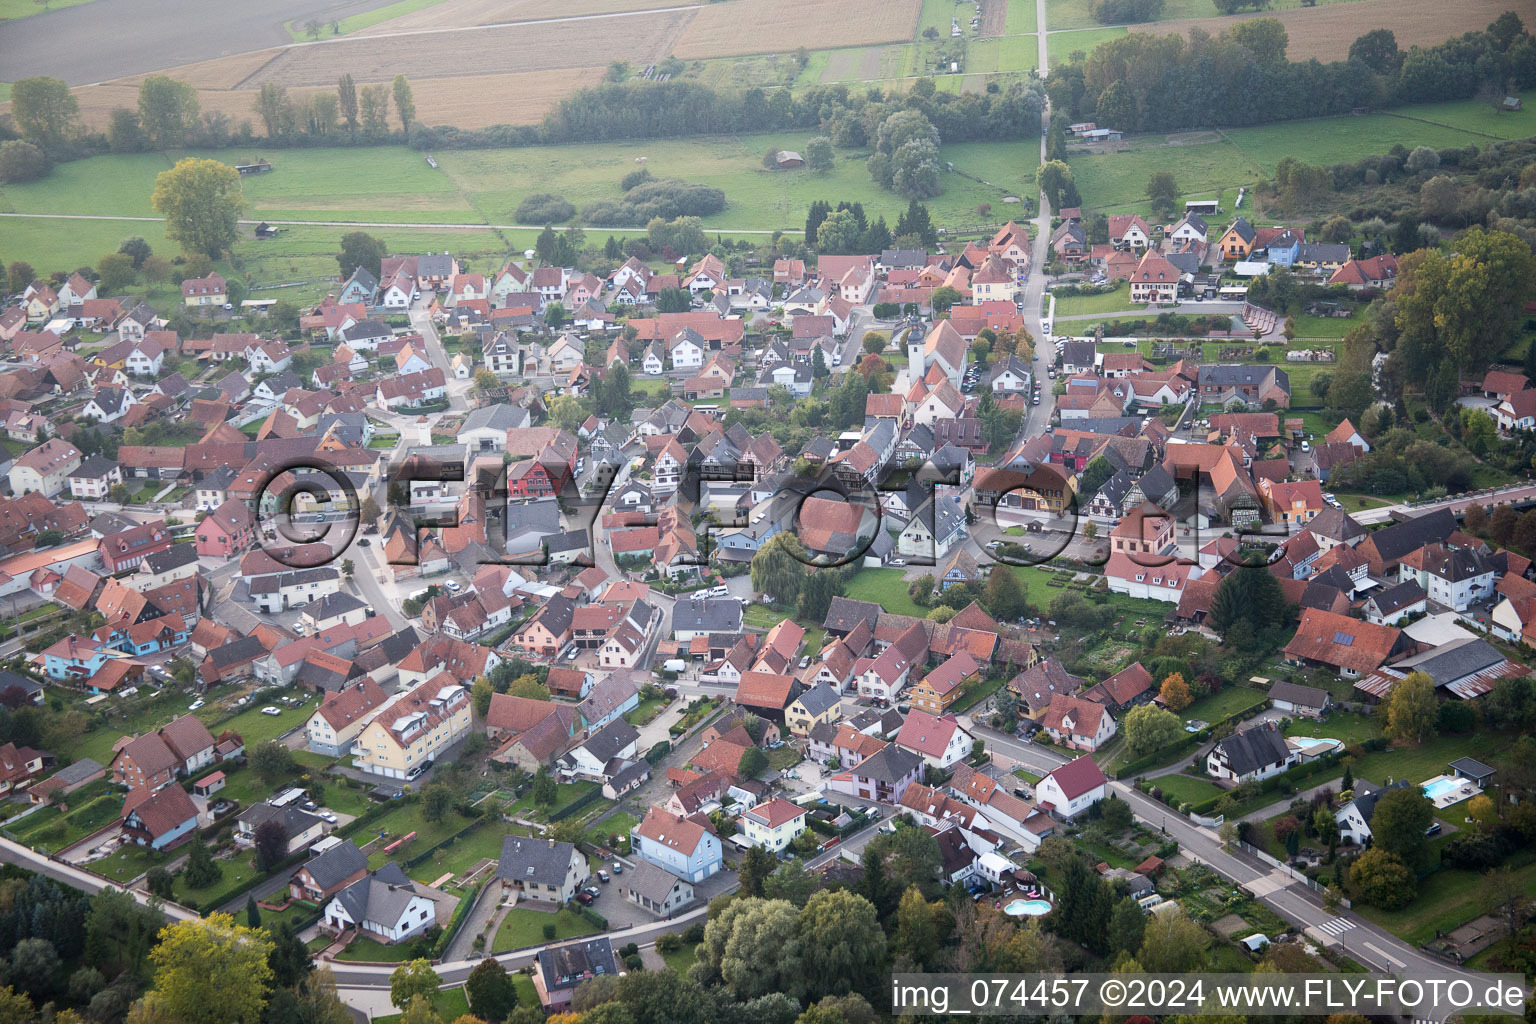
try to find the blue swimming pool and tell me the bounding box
[1423,778,1462,801]
[1004,899,1052,917]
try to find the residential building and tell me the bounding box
[322,862,438,944]
[631,806,723,882]
[351,678,472,779]
[1206,722,1296,783]
[495,836,590,903]
[739,797,807,853]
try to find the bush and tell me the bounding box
[542,923,556,941]
[623,954,643,970]
[655,933,681,953]
[0,141,50,184]
[682,922,705,944]
[620,167,653,191]
[516,193,576,223]
[872,302,900,319]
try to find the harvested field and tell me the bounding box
[980,0,1006,36]
[112,51,284,90]
[671,0,919,60]
[44,66,600,132]
[1128,0,1517,62]
[352,0,691,35]
[243,8,693,86]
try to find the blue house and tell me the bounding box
[338,267,379,307]
[96,616,190,657]
[42,636,113,681]
[122,785,200,851]
[632,806,722,882]
[1265,230,1302,267]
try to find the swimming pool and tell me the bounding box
[1423,777,1464,802]
[1288,736,1343,752]
[1004,899,1052,917]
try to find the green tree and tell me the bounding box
[1348,848,1415,909]
[10,77,79,154]
[1384,670,1437,745]
[420,781,452,823]
[1123,704,1182,754]
[1206,566,1287,654]
[930,285,961,313]
[739,845,778,897]
[359,84,390,135]
[337,74,359,131]
[108,107,149,152]
[337,231,387,279]
[182,836,222,888]
[390,960,441,1012]
[144,915,273,1024]
[983,565,1028,621]
[1393,229,1536,381]
[816,209,863,254]
[530,767,557,807]
[250,739,298,783]
[805,136,834,172]
[1369,787,1434,870]
[392,75,416,137]
[1095,80,1136,132]
[764,860,818,907]
[137,76,200,149]
[1053,854,1112,954]
[1230,16,1289,62]
[1146,171,1179,216]
[471,677,494,717]
[97,252,137,293]
[893,885,943,969]
[738,746,769,778]
[544,302,566,328]
[894,200,938,248]
[118,237,152,268]
[245,894,261,929]
[750,532,809,604]
[1107,894,1146,955]
[1137,908,1209,972]
[797,890,886,1000]
[0,141,49,184]
[700,898,803,1002]
[151,158,245,258]
[465,958,517,1023]
[798,570,843,623]
[1037,160,1077,210]
[255,83,294,138]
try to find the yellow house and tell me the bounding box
[784,682,841,737]
[1215,217,1256,261]
[740,797,807,853]
[181,273,227,308]
[908,652,979,715]
[24,286,59,322]
[352,675,472,779]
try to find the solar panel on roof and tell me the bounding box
[1333,632,1355,646]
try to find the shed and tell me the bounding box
[775,151,804,169]
[1239,934,1270,952]
[1448,757,1496,785]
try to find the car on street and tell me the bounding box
[357,538,370,546]
[319,811,338,824]
[1300,441,1311,452]
[261,706,281,716]
[445,580,461,591]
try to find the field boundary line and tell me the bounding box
[1378,111,1507,142]
[233,47,295,91]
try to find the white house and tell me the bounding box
[1335,781,1409,847]
[668,329,705,371]
[895,710,974,770]
[739,797,807,853]
[322,863,438,944]
[125,340,165,376]
[1034,755,1107,819]
[1205,722,1296,783]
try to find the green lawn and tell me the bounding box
[588,810,641,849]
[625,696,670,726]
[0,0,98,20]
[1389,94,1531,140]
[1290,314,1359,339]
[844,567,928,617]
[1153,774,1226,806]
[334,934,420,964]
[284,0,448,40]
[404,820,511,884]
[1223,115,1494,178]
[371,987,469,1024]
[1181,686,1268,725]
[1068,135,1261,212]
[361,803,482,870]
[1349,733,1517,791]
[491,907,598,954]
[1005,0,1038,34]
[661,940,700,976]
[1358,852,1536,946]
[1279,712,1380,746]
[1052,281,1133,316]
[1046,27,1126,64]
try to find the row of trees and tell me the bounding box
[1047,15,1535,135]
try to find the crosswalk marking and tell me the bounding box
[1318,917,1355,936]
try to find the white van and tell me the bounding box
[662,658,687,673]
[708,584,730,598]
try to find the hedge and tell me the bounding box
[645,741,671,764]
[548,786,605,822]
[431,875,488,960]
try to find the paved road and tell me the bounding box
[973,724,1486,981]
[0,0,395,84]
[1352,482,1536,526]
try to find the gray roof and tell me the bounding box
[794,682,841,718]
[417,253,455,276]
[344,266,379,295]
[1267,679,1330,711]
[1366,508,1456,562]
[1387,637,1505,687]
[623,858,691,903]
[333,862,419,926]
[1213,722,1292,778]
[1448,756,1496,781]
[851,743,921,784]
[142,544,199,575]
[536,937,618,993]
[497,836,578,888]
[299,839,368,891]
[46,757,103,787]
[460,404,531,434]
[880,249,928,269]
[1093,470,1133,508]
[575,720,639,764]
[673,597,743,634]
[578,673,639,726]
[1306,506,1365,543]
[824,596,880,634]
[1365,580,1426,617]
[70,454,119,480]
[342,319,391,343]
[239,802,324,836]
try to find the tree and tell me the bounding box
[118,236,153,268]
[1037,160,1077,210]
[392,75,416,137]
[1159,673,1192,711]
[10,77,79,154]
[337,74,359,131]
[805,136,834,172]
[1230,16,1289,62]
[1123,704,1182,754]
[1146,172,1179,216]
[359,84,390,134]
[983,565,1028,621]
[253,819,289,872]
[1349,848,1415,909]
[1484,865,1530,939]
[337,231,387,279]
[145,866,175,899]
[108,107,149,152]
[738,845,778,897]
[0,141,50,184]
[244,893,262,929]
[420,781,453,823]
[472,676,494,717]
[530,767,557,807]
[1419,175,1459,220]
[250,739,298,783]
[137,76,200,149]
[465,958,517,1023]
[7,262,35,294]
[1348,27,1398,72]
[1108,895,1146,956]
[145,915,273,1024]
[701,898,804,1001]
[390,960,441,1012]
[893,886,943,969]
[739,746,769,778]
[152,158,245,258]
[96,252,137,293]
[798,570,842,623]
[930,285,961,313]
[816,209,863,254]
[1370,787,1434,870]
[1385,670,1437,745]
[182,836,222,888]
[751,532,808,604]
[891,138,942,200]
[1137,908,1209,972]
[1207,566,1287,654]
[1100,793,1134,831]
[761,860,817,908]
[1053,854,1113,953]
[544,302,566,328]
[894,200,938,248]
[797,890,886,1000]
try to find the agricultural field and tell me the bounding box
[1068,133,1261,210]
[0,0,95,20]
[1222,115,1492,177]
[1128,0,1517,62]
[352,0,695,35]
[673,0,921,60]
[1046,26,1125,64]
[286,0,451,40]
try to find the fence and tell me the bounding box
[1236,840,1349,908]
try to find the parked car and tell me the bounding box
[576,891,595,905]
[319,811,338,824]
[597,870,610,883]
[261,706,281,716]
[188,699,204,711]
[445,580,461,592]
[583,885,601,898]
[612,862,623,875]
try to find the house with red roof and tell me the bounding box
[121,784,199,851]
[1039,693,1117,751]
[1034,755,1107,818]
[739,797,807,853]
[1080,662,1155,712]
[895,709,975,770]
[1282,608,1410,678]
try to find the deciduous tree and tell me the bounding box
[1369,786,1434,870]
[392,75,416,137]
[390,960,441,1011]
[145,915,273,1024]
[151,158,245,258]
[1123,704,1182,754]
[1385,670,1437,745]
[797,890,886,999]
[1348,847,1414,909]
[10,77,79,154]
[137,76,199,149]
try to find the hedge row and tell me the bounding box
[432,875,488,960]
[548,787,605,822]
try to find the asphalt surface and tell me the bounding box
[0,0,396,84]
